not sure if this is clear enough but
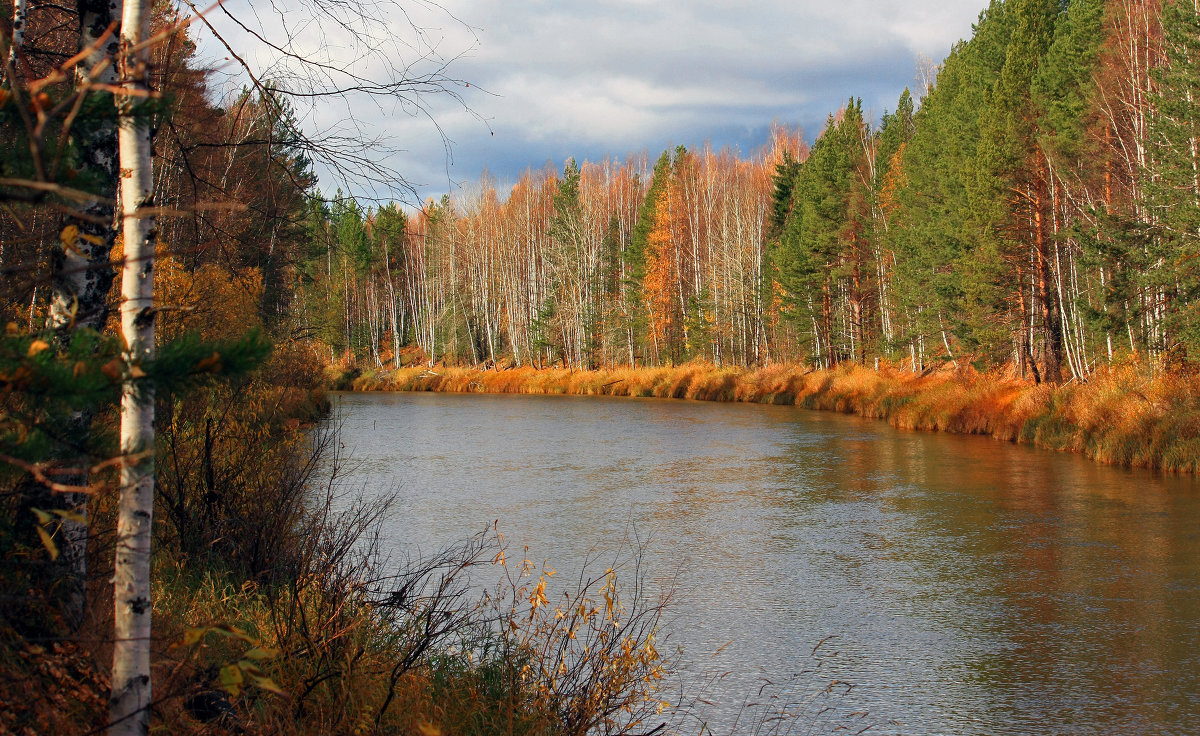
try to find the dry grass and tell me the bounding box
[149,523,671,736]
[343,360,1200,474]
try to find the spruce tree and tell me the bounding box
[625,150,673,363]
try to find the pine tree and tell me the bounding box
[547,158,586,365]
[772,100,871,366]
[1034,0,1106,166]
[1031,0,1110,373]
[887,0,1013,371]
[876,88,915,187]
[973,0,1062,379]
[769,150,802,238]
[1148,0,1200,359]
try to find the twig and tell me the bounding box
[0,178,116,205]
[0,451,151,494]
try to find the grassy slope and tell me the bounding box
[339,361,1200,474]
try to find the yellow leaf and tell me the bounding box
[182,628,208,647]
[195,352,223,373]
[129,365,148,379]
[210,625,252,642]
[5,322,19,336]
[59,225,79,248]
[80,233,105,246]
[242,646,279,661]
[218,664,243,696]
[30,508,53,525]
[101,359,123,381]
[245,672,286,696]
[36,526,59,561]
[529,579,548,611]
[26,340,50,357]
[51,509,85,524]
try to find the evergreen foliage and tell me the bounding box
[1148,0,1200,357]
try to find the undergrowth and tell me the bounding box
[1,339,674,735]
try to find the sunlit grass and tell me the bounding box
[342,359,1200,473]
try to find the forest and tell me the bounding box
[1,0,1198,734]
[312,0,1199,384]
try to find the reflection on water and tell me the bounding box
[329,391,1200,735]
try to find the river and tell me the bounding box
[328,390,1200,735]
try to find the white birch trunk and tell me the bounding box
[6,0,25,79]
[110,0,156,730]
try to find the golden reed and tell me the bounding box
[340,361,1200,474]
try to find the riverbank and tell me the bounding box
[333,361,1200,474]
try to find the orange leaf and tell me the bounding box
[101,359,123,381]
[195,352,223,373]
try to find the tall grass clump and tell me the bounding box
[1016,363,1200,472]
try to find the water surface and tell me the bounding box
[329,391,1200,735]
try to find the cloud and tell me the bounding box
[192,0,987,203]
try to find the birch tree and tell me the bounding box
[4,0,26,82]
[109,0,156,729]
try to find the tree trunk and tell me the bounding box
[38,0,124,630]
[5,0,26,82]
[822,280,834,368]
[1034,171,1063,384]
[110,0,156,730]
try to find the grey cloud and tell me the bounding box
[200,0,988,202]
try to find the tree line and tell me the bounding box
[302,138,795,371]
[307,0,1200,384]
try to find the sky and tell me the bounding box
[197,0,989,204]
